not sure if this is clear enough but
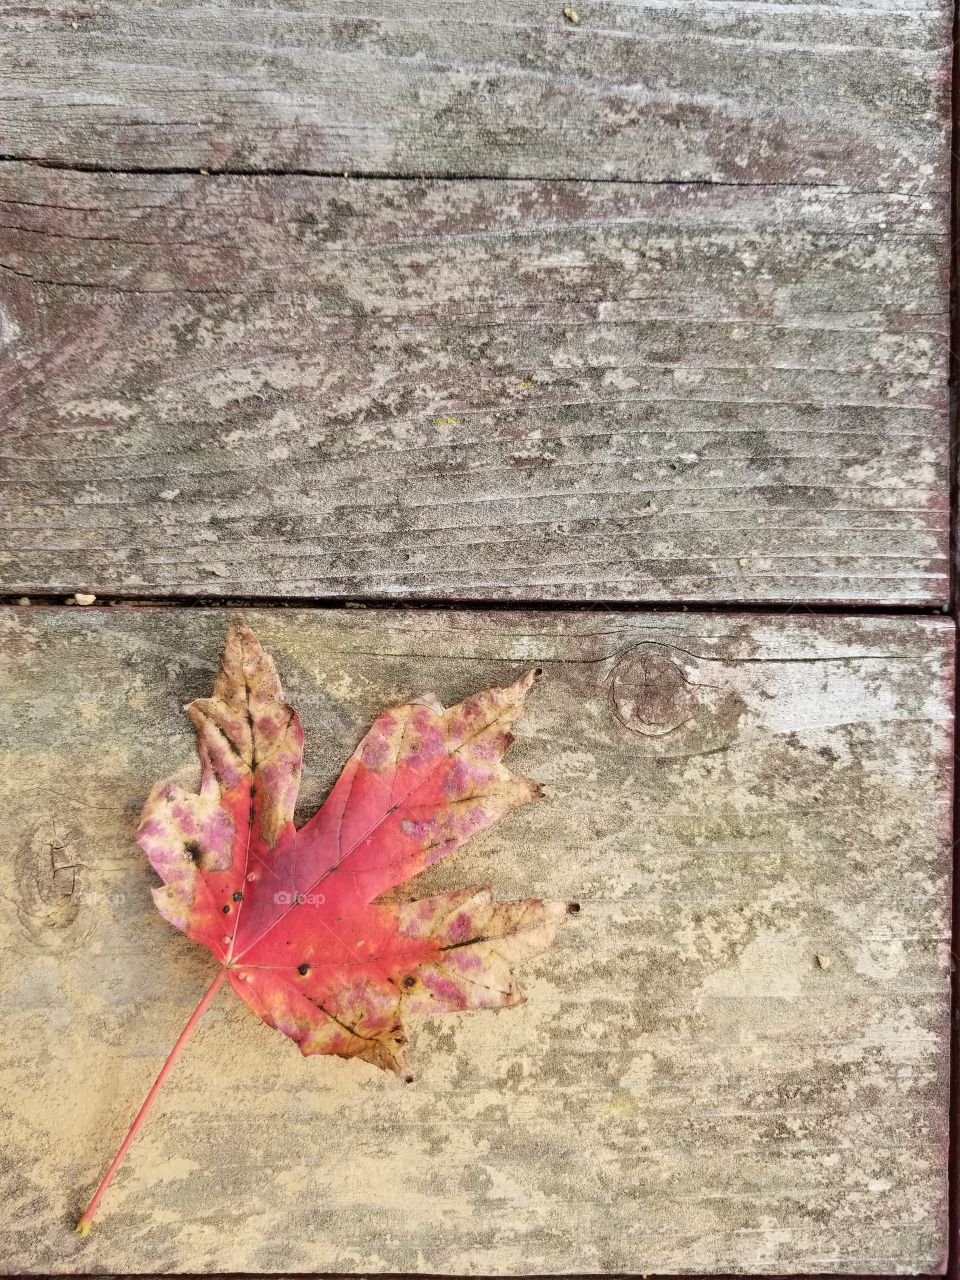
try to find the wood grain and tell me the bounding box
[0,0,951,192]
[0,606,951,1274]
[0,164,949,604]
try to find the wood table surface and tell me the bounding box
[1,0,953,605]
[0,608,953,1274]
[0,1,955,1275]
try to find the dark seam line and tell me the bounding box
[946,1,959,1278]
[0,153,916,197]
[0,592,952,619]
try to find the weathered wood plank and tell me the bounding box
[0,165,949,604]
[0,606,951,1274]
[0,0,951,193]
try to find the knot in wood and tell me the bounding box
[608,642,747,759]
[16,821,88,951]
[611,648,694,737]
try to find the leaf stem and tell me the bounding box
[76,968,227,1237]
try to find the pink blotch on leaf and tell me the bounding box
[422,971,468,1008]
[170,804,197,834]
[201,809,235,861]
[361,734,392,772]
[444,757,471,797]
[448,911,473,942]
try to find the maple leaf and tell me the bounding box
[77,625,566,1235]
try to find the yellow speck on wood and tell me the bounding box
[817,954,832,970]
[563,5,580,22]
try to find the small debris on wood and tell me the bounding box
[816,953,832,970]
[563,5,580,23]
[74,592,97,606]
[17,597,30,606]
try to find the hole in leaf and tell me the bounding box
[298,963,310,976]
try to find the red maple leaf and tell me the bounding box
[78,625,566,1234]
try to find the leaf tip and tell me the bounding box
[75,1216,93,1239]
[520,667,543,694]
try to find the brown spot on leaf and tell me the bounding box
[184,840,203,864]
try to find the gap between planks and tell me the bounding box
[942,0,958,1272]
[0,594,953,620]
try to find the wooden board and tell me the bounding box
[0,605,951,1274]
[0,0,951,191]
[0,163,949,605]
